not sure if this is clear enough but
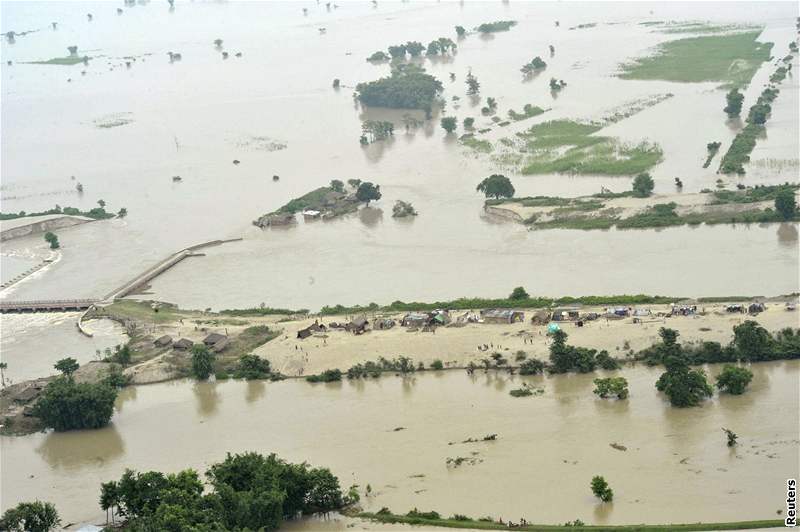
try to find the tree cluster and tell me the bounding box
[33,376,118,431]
[98,452,349,530]
[356,64,443,112]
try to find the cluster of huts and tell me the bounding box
[725,302,766,315]
[153,332,230,353]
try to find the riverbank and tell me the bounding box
[485,185,800,230]
[2,295,796,436]
[357,511,783,531]
[0,214,95,242]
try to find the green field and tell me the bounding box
[511,120,663,176]
[619,31,772,86]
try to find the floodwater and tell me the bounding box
[1,1,798,310]
[2,362,798,526]
[0,313,127,382]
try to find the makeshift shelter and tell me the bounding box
[347,316,368,334]
[481,309,525,324]
[530,310,551,325]
[402,312,431,327]
[748,302,765,314]
[374,318,396,330]
[726,304,744,313]
[297,327,313,339]
[551,308,580,321]
[547,323,561,334]
[210,337,230,353]
[173,338,194,350]
[154,334,173,347]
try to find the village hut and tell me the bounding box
[173,338,194,350]
[203,333,228,347]
[480,309,525,324]
[373,318,396,330]
[154,334,173,347]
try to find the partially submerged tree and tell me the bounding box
[476,174,514,199]
[590,476,613,502]
[67,45,78,56]
[33,377,117,431]
[455,25,466,37]
[655,328,713,407]
[465,71,480,95]
[440,116,457,133]
[724,88,744,118]
[715,364,753,395]
[44,231,60,249]
[356,182,382,205]
[593,377,629,399]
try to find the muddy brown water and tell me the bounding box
[2,362,797,526]
[1,2,798,309]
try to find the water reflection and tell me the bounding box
[116,385,138,412]
[593,501,614,523]
[358,206,383,227]
[777,223,798,247]
[245,380,266,403]
[36,425,125,469]
[194,381,220,417]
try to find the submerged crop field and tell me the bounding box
[496,120,663,176]
[619,31,772,85]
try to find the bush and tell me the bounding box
[440,116,457,133]
[715,364,753,394]
[234,354,272,380]
[775,187,797,220]
[406,509,441,520]
[463,117,474,128]
[430,359,444,370]
[593,377,629,399]
[519,358,545,375]
[631,172,654,197]
[32,377,117,431]
[306,369,343,383]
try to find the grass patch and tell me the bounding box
[460,135,493,153]
[358,510,783,531]
[711,184,799,204]
[515,120,662,175]
[27,55,89,66]
[618,31,772,86]
[507,104,546,122]
[221,306,309,316]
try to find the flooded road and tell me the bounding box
[2,362,797,526]
[1,1,798,309]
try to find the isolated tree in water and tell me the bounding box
[476,174,514,199]
[440,116,457,133]
[723,88,744,117]
[465,71,480,95]
[356,182,382,205]
[0,362,6,387]
[590,476,613,502]
[655,328,713,407]
[44,231,60,249]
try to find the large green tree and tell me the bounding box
[723,88,744,117]
[715,364,753,395]
[774,187,796,220]
[654,329,713,407]
[440,116,457,133]
[631,172,654,197]
[732,320,773,361]
[476,174,514,199]
[356,182,382,205]
[54,357,79,377]
[0,501,60,532]
[33,377,118,431]
[191,345,215,380]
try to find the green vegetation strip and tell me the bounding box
[509,120,662,176]
[358,511,782,531]
[1,204,115,221]
[619,31,771,86]
[26,55,89,65]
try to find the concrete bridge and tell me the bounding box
[0,299,98,313]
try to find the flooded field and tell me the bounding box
[1,1,798,309]
[2,362,798,526]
